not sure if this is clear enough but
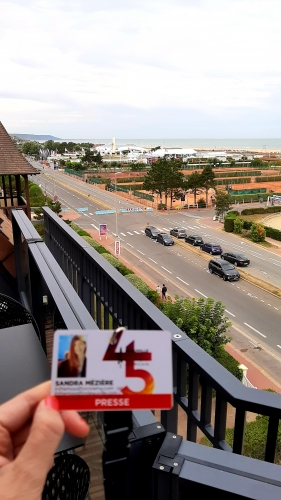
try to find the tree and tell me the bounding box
[250,223,266,242]
[166,160,185,208]
[142,159,171,206]
[201,165,216,207]
[48,200,62,215]
[233,218,243,234]
[159,296,231,358]
[186,171,204,205]
[214,190,232,218]
[81,149,103,169]
[21,142,40,157]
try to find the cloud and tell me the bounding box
[1,0,281,136]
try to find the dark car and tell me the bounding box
[221,252,250,266]
[145,226,160,239]
[200,242,222,255]
[169,228,186,238]
[209,258,240,281]
[185,234,204,246]
[156,233,175,246]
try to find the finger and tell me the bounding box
[0,382,51,433]
[14,398,65,487]
[60,411,90,437]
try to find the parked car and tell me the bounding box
[209,258,240,281]
[185,235,204,246]
[156,233,175,246]
[169,228,186,238]
[200,242,223,255]
[145,226,160,239]
[221,252,250,266]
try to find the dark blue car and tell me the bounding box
[200,242,223,255]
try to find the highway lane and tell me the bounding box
[33,169,281,289]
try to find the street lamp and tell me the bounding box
[114,172,122,240]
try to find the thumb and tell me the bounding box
[14,398,64,488]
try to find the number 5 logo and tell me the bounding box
[103,330,154,395]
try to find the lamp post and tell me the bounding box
[115,172,122,241]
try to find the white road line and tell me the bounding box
[127,232,134,235]
[277,345,281,349]
[225,309,235,317]
[162,227,169,231]
[137,250,145,255]
[127,243,134,248]
[195,289,208,298]
[149,258,158,264]
[244,323,266,338]
[274,307,279,310]
[89,213,93,215]
[161,266,172,274]
[134,231,140,234]
[120,232,126,236]
[91,223,99,230]
[140,230,145,233]
[176,277,189,286]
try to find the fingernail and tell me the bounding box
[45,395,60,411]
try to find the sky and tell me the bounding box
[1,0,281,138]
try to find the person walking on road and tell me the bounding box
[162,284,167,300]
[156,285,161,294]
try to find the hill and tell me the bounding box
[10,134,61,141]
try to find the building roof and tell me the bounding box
[0,122,39,175]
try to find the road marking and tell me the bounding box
[134,231,140,234]
[195,289,208,298]
[141,230,145,233]
[225,309,235,317]
[137,250,145,255]
[274,307,279,310]
[120,232,126,236]
[161,266,172,274]
[277,345,281,349]
[244,323,266,338]
[176,277,189,286]
[162,227,169,231]
[89,213,93,215]
[127,232,134,235]
[127,243,134,248]
[91,223,99,230]
[149,258,158,264]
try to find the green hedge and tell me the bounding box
[215,348,243,381]
[224,218,235,232]
[117,177,145,183]
[102,254,134,275]
[255,176,281,182]
[264,226,281,241]
[215,171,261,178]
[241,207,281,215]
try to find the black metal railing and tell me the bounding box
[9,207,281,498]
[43,207,281,465]
[12,209,99,352]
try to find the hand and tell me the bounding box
[0,382,89,500]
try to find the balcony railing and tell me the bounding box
[10,208,281,498]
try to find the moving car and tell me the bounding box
[185,235,204,246]
[200,242,223,255]
[156,233,175,246]
[145,226,160,239]
[169,228,186,238]
[221,252,250,267]
[209,258,240,281]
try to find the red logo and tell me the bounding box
[103,329,154,395]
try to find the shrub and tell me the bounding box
[250,223,266,242]
[264,226,281,241]
[82,236,102,249]
[102,254,134,276]
[158,203,167,210]
[197,197,206,207]
[125,274,152,297]
[224,218,234,232]
[233,218,243,234]
[214,348,243,381]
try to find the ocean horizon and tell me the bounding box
[54,138,281,150]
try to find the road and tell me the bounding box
[31,167,281,376]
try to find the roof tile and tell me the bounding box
[0,122,39,175]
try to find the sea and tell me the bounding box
[57,138,281,150]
